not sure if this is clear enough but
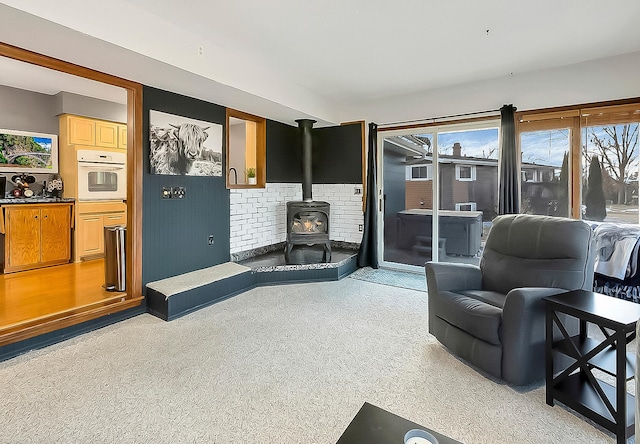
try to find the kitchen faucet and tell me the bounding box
[228,167,238,184]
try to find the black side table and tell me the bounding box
[544,289,640,444]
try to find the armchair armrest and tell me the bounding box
[425,261,482,294]
[501,287,571,385]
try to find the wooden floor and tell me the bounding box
[0,259,126,333]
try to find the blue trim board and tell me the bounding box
[146,255,358,321]
[146,271,257,321]
[0,305,146,363]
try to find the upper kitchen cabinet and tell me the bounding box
[60,115,127,150]
[95,121,118,149]
[117,124,127,150]
[66,115,95,145]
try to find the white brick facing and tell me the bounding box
[229,183,364,253]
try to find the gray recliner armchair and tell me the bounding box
[425,214,596,386]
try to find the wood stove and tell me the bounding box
[285,201,331,263]
[285,119,332,264]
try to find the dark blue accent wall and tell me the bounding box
[142,86,230,286]
[266,121,363,184]
[266,120,301,183]
[314,123,363,184]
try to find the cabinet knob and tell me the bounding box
[34,215,38,219]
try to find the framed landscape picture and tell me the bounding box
[149,110,223,176]
[0,128,58,173]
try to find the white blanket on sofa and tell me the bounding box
[593,223,640,280]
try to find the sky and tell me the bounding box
[33,136,52,151]
[433,127,568,166]
[412,124,638,174]
[437,128,500,160]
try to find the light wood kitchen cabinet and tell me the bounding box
[74,201,126,261]
[117,124,127,149]
[95,121,119,149]
[59,114,127,152]
[1,203,73,273]
[40,206,72,263]
[66,115,96,146]
[103,212,126,226]
[77,214,104,258]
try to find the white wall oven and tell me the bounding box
[77,150,126,200]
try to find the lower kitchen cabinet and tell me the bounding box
[1,203,73,273]
[78,213,104,258]
[75,201,126,261]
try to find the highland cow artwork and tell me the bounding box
[149,110,223,176]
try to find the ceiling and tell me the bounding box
[2,1,640,123]
[123,0,640,104]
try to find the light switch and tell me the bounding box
[162,187,172,199]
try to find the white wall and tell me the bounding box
[339,50,640,124]
[229,183,364,254]
[313,184,364,244]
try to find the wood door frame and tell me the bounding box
[0,42,144,346]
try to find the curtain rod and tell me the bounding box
[378,108,502,128]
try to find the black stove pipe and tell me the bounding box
[296,119,316,202]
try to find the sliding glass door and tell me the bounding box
[436,126,498,266]
[379,120,499,271]
[381,131,435,268]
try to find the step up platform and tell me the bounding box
[146,262,254,321]
[413,236,447,259]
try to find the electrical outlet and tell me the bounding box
[354,187,362,195]
[162,187,172,199]
[208,235,214,246]
[358,224,364,232]
[173,187,185,199]
[197,45,204,57]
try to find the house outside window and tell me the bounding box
[407,164,432,180]
[521,170,535,182]
[455,164,476,181]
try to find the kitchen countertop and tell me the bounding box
[0,197,75,205]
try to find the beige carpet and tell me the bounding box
[0,278,628,443]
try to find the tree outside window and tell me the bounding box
[583,123,639,223]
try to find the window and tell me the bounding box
[519,127,571,217]
[521,170,534,182]
[455,202,477,211]
[455,164,476,181]
[407,164,432,180]
[226,108,266,188]
[582,122,639,223]
[517,102,640,222]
